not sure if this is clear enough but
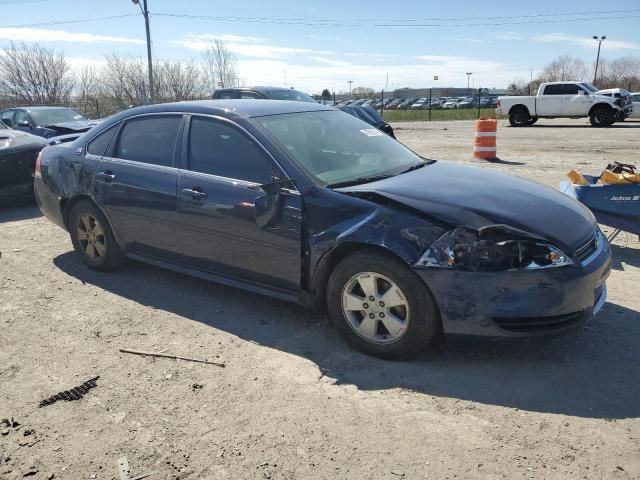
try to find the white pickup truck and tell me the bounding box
[496,81,634,128]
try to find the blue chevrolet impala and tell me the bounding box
[34,100,611,359]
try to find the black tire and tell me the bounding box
[589,107,614,127]
[326,250,440,360]
[509,108,530,127]
[68,200,124,271]
[527,117,538,126]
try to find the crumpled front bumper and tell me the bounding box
[413,232,612,338]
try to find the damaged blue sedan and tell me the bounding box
[34,100,611,359]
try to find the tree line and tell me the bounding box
[0,41,239,118]
[508,54,640,95]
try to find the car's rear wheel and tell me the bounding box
[69,200,124,271]
[509,108,530,127]
[326,250,440,360]
[590,107,614,127]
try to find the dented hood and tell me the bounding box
[337,160,596,252]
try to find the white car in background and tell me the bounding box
[631,92,640,118]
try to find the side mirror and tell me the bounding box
[254,179,295,229]
[18,120,31,128]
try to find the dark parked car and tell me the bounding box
[212,86,317,103]
[0,120,46,203]
[0,107,95,139]
[214,86,394,137]
[35,100,611,359]
[337,105,395,138]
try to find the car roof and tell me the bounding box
[109,99,333,122]
[7,106,76,111]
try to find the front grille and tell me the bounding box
[574,233,598,262]
[493,312,583,333]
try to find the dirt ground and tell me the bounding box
[1,118,639,480]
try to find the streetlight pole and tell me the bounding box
[465,72,473,95]
[592,35,606,86]
[348,80,353,98]
[132,0,154,103]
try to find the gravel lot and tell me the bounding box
[1,118,639,480]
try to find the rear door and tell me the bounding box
[175,115,302,292]
[536,84,563,115]
[92,114,184,257]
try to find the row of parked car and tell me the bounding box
[333,96,499,110]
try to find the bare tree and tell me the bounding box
[538,55,589,83]
[201,39,238,91]
[507,77,530,95]
[597,57,640,91]
[0,41,74,104]
[102,53,148,106]
[154,61,207,102]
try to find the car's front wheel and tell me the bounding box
[326,250,440,360]
[68,200,124,271]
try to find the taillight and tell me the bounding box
[34,150,43,179]
[496,100,501,108]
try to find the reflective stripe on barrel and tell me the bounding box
[473,117,497,159]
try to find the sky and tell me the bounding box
[1,0,639,94]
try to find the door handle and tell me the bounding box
[182,188,208,200]
[95,171,116,182]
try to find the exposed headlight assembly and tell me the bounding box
[417,226,572,272]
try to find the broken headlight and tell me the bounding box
[417,226,572,272]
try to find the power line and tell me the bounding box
[151,11,640,28]
[1,13,140,29]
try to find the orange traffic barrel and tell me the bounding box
[473,117,497,160]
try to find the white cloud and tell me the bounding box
[536,33,640,50]
[0,27,144,45]
[172,33,332,59]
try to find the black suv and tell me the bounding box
[212,86,394,138]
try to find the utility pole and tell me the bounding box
[592,35,606,85]
[465,72,473,96]
[348,80,353,98]
[132,0,154,103]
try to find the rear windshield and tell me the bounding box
[266,89,317,103]
[30,108,87,126]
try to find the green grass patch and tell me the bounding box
[383,108,502,122]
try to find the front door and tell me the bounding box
[175,115,302,292]
[561,84,591,116]
[92,114,184,257]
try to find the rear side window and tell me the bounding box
[188,116,272,184]
[87,124,117,156]
[542,85,563,95]
[215,91,237,99]
[116,115,181,167]
[1,110,14,125]
[632,94,640,102]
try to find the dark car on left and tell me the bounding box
[0,120,46,203]
[0,106,95,139]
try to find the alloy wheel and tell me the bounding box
[76,213,107,261]
[341,272,410,344]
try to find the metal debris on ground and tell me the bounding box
[38,376,100,407]
[119,348,225,367]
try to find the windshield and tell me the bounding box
[581,83,598,93]
[267,89,317,103]
[30,108,87,126]
[254,110,425,187]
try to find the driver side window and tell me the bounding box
[15,110,31,125]
[187,116,273,184]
